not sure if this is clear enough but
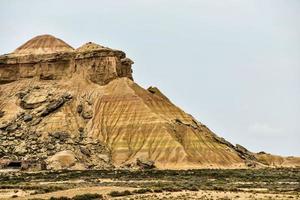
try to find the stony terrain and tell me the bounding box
[0,34,299,171]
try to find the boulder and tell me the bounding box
[23,114,33,122]
[6,123,19,133]
[31,118,42,125]
[78,127,84,133]
[82,110,93,119]
[235,144,256,160]
[40,74,55,80]
[77,104,83,114]
[46,150,77,170]
[40,97,65,116]
[46,144,55,150]
[16,91,28,99]
[20,91,48,109]
[14,132,23,138]
[0,110,4,118]
[0,122,9,130]
[136,158,155,169]
[62,93,73,100]
[50,131,70,141]
[80,146,91,156]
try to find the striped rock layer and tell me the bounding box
[0,35,299,169]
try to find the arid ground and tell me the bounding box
[0,168,299,200]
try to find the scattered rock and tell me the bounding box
[78,127,84,132]
[121,57,134,65]
[20,91,48,109]
[33,86,40,89]
[40,97,65,116]
[6,124,19,133]
[136,158,155,169]
[80,146,91,156]
[23,114,33,122]
[62,93,72,100]
[257,151,267,155]
[47,144,55,150]
[14,132,23,138]
[246,160,257,168]
[97,154,110,163]
[82,110,93,119]
[40,74,54,80]
[147,87,157,94]
[235,144,256,160]
[147,86,169,100]
[175,118,182,123]
[0,122,9,130]
[16,91,28,99]
[87,100,93,105]
[50,131,70,141]
[0,110,4,118]
[213,136,235,149]
[77,104,83,114]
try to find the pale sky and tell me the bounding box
[0,0,299,156]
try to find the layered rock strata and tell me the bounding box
[0,35,299,170]
[0,36,133,85]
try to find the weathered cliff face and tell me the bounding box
[0,35,298,170]
[0,36,133,85]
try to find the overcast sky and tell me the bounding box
[0,0,299,156]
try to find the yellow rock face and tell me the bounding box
[86,78,245,168]
[0,75,245,169]
[0,35,298,169]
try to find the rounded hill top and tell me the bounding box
[13,34,74,55]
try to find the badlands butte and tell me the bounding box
[0,34,299,170]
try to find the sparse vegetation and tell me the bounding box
[72,193,103,200]
[49,193,103,200]
[0,168,299,199]
[132,188,152,194]
[109,190,132,197]
[49,197,71,200]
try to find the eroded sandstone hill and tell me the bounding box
[0,35,299,170]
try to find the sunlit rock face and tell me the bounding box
[0,35,298,170]
[0,35,133,85]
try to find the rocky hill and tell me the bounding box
[0,35,299,170]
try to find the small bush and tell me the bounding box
[213,186,225,191]
[49,197,71,200]
[109,190,132,197]
[162,186,182,192]
[188,186,199,191]
[72,193,103,200]
[153,188,163,193]
[35,186,65,195]
[48,194,103,200]
[132,188,152,194]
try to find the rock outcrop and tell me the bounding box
[0,35,133,85]
[0,34,299,170]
